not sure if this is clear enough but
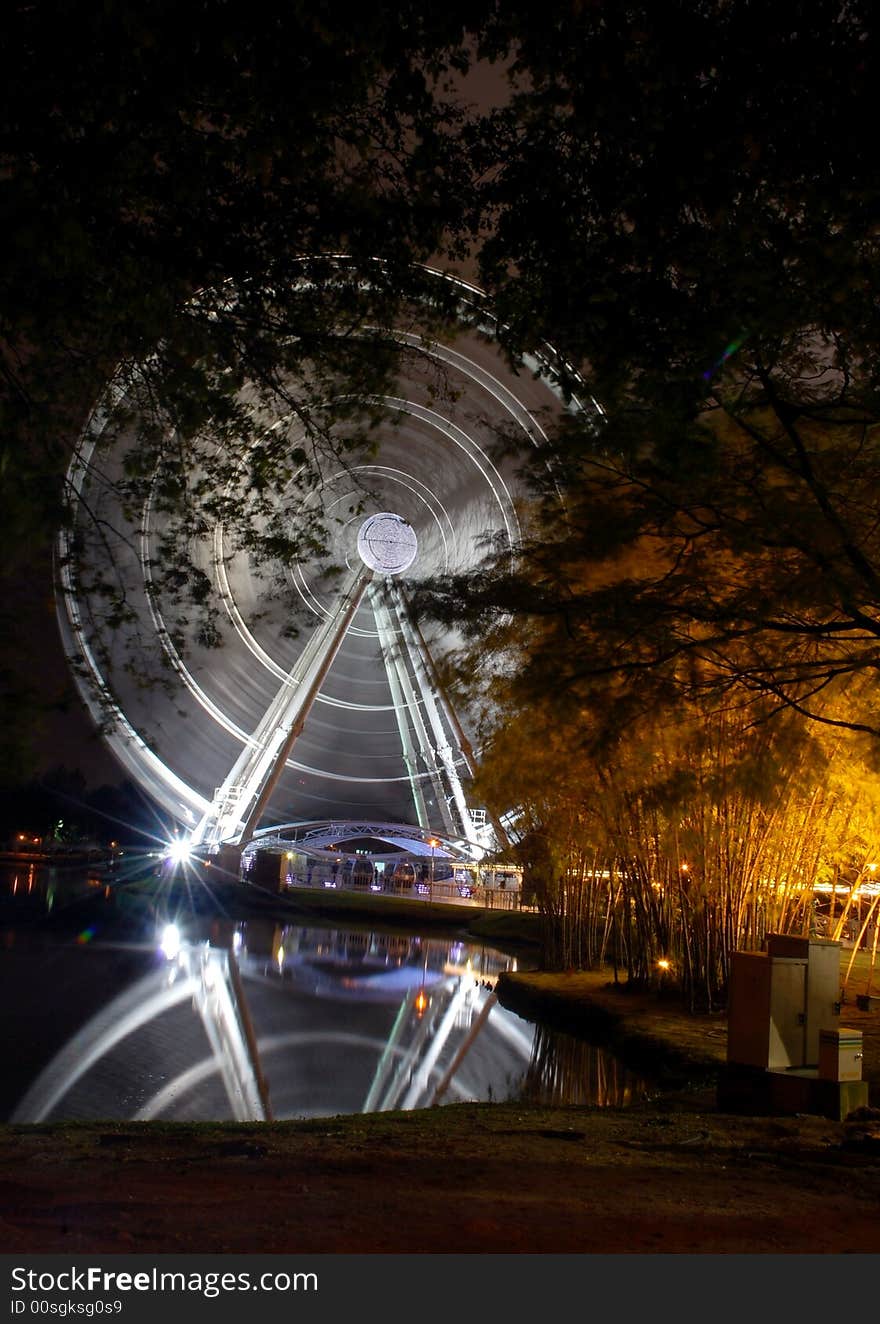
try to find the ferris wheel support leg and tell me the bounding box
[429,989,498,1107]
[192,946,271,1122]
[191,570,373,852]
[399,977,471,1110]
[397,585,513,855]
[387,583,480,848]
[385,634,458,839]
[371,983,444,1113]
[361,988,418,1114]
[368,582,436,833]
[234,571,374,849]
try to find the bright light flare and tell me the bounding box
[159,923,181,961]
[165,838,192,866]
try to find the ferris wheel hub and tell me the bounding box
[356,512,418,574]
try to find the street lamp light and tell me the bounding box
[428,838,438,898]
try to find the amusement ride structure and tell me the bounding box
[56,268,583,884]
[15,269,624,1126]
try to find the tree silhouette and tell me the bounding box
[418,1,880,740]
[0,2,492,777]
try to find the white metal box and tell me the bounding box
[818,1028,864,1082]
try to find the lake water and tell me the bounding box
[0,860,647,1122]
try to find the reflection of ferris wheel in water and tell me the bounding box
[57,268,579,865]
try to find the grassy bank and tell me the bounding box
[497,969,727,1091]
[109,875,545,948]
[497,959,880,1104]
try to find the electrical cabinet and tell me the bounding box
[722,936,866,1119]
[818,1028,864,1082]
[728,951,807,1069]
[765,935,841,1065]
[728,935,842,1070]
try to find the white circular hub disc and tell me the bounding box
[356,512,418,574]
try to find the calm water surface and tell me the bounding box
[0,861,647,1122]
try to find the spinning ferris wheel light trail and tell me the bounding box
[56,267,583,876]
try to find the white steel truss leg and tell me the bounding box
[429,989,498,1106]
[370,987,441,1112]
[191,570,372,848]
[398,584,512,854]
[399,977,471,1110]
[13,944,271,1124]
[368,581,455,835]
[386,582,479,847]
[361,988,419,1113]
[191,946,271,1122]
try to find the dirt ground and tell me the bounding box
[3,968,879,1255]
[1,1103,879,1254]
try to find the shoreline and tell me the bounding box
[3,884,879,1253]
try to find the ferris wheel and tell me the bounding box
[56,268,578,863]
